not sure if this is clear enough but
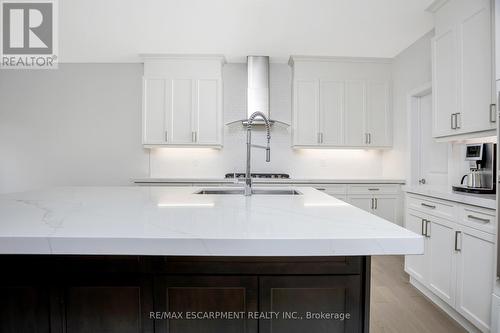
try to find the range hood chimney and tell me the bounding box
[246,56,271,125]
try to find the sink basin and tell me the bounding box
[195,189,302,195]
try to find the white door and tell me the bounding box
[320,80,344,145]
[459,0,495,132]
[404,211,427,284]
[143,78,168,144]
[427,218,456,307]
[432,29,458,137]
[366,81,390,146]
[294,80,319,145]
[372,196,397,223]
[455,225,495,332]
[344,81,366,146]
[348,195,373,213]
[169,79,193,143]
[412,91,448,186]
[195,79,220,144]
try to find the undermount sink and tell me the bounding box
[195,189,302,195]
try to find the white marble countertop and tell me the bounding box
[403,185,496,209]
[133,178,406,185]
[0,186,422,256]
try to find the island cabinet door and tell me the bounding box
[53,275,154,333]
[154,276,258,333]
[0,285,52,333]
[259,276,363,333]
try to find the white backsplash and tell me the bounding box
[150,63,386,179]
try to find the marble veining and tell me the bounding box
[0,186,423,256]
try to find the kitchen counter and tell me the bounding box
[133,178,406,185]
[403,185,496,209]
[0,186,422,256]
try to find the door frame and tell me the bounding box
[406,82,432,186]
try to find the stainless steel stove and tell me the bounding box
[225,173,290,179]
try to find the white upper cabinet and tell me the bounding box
[430,0,496,138]
[290,56,392,148]
[141,55,225,147]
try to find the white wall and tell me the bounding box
[383,30,434,182]
[0,64,149,194]
[150,63,386,179]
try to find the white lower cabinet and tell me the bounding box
[404,194,495,332]
[348,193,399,224]
[455,225,495,332]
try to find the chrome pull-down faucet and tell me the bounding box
[245,111,271,196]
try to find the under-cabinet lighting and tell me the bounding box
[157,203,214,207]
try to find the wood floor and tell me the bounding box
[370,255,466,333]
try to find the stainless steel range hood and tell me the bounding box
[245,56,272,125]
[226,55,288,127]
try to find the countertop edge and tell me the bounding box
[132,178,406,185]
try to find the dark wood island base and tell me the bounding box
[0,255,371,333]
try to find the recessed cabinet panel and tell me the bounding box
[372,196,397,222]
[432,29,458,137]
[460,5,494,132]
[455,226,494,332]
[366,81,390,146]
[404,212,428,284]
[171,79,193,143]
[320,80,344,145]
[196,79,219,144]
[427,219,455,306]
[143,79,167,144]
[345,81,365,146]
[294,80,318,145]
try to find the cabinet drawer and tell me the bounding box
[406,195,456,221]
[459,205,495,234]
[348,184,399,195]
[311,184,347,195]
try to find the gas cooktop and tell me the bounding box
[225,173,290,179]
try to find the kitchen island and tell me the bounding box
[0,186,423,333]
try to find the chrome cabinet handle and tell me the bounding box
[421,203,436,209]
[365,133,368,144]
[490,104,497,123]
[164,131,168,142]
[467,215,490,223]
[191,131,196,142]
[455,113,461,129]
[425,220,431,238]
[317,133,322,144]
[371,198,374,210]
[316,188,326,191]
[374,198,378,209]
[421,219,425,236]
[451,114,455,129]
[454,231,462,251]
[368,188,380,191]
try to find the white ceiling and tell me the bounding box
[59,0,435,63]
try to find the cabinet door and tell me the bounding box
[404,211,427,284]
[143,78,168,144]
[169,79,194,144]
[60,276,153,333]
[348,195,373,213]
[459,0,495,132]
[426,218,456,307]
[372,196,397,223]
[293,80,319,145]
[195,79,220,144]
[0,286,51,333]
[432,29,458,137]
[366,81,391,146]
[259,275,363,333]
[319,80,344,145]
[344,81,366,146]
[455,226,494,332]
[155,276,258,333]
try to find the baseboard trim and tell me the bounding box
[409,277,482,333]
